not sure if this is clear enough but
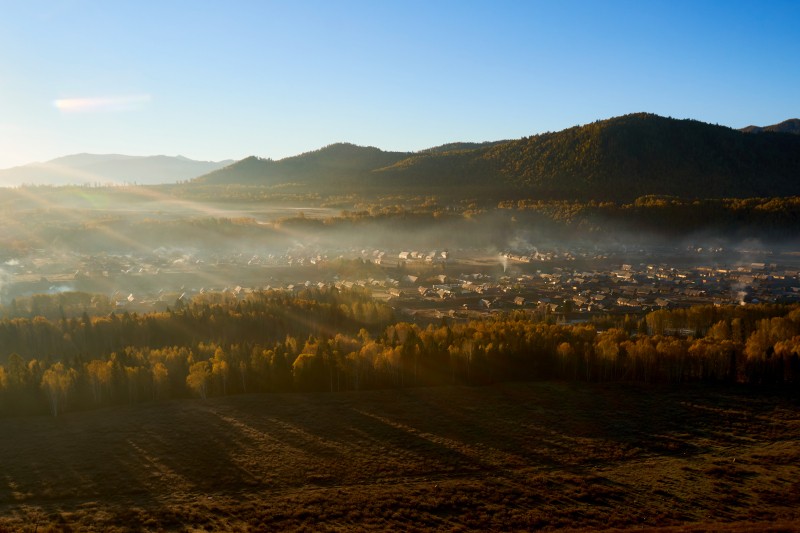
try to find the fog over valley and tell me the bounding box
[3,1,800,528]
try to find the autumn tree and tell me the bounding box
[186,360,211,399]
[41,362,78,417]
[210,347,231,395]
[85,359,114,404]
[151,361,169,400]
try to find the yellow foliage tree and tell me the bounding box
[186,361,211,399]
[41,362,77,417]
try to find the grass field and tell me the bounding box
[1,382,799,532]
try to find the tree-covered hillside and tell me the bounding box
[381,113,800,199]
[740,118,800,135]
[194,114,800,201]
[196,143,409,188]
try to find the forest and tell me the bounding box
[195,114,800,201]
[1,287,798,418]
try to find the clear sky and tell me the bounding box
[0,0,797,168]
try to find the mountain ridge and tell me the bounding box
[740,118,800,135]
[0,154,235,187]
[195,143,411,188]
[196,113,800,200]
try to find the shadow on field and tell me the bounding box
[1,382,798,531]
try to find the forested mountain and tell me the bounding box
[740,118,800,135]
[0,154,235,186]
[379,113,800,199]
[196,143,410,187]
[419,140,507,154]
[195,114,800,200]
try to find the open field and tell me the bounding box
[1,383,799,532]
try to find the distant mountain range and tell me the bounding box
[197,113,800,200]
[6,114,800,199]
[0,154,234,187]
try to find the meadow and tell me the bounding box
[1,382,798,531]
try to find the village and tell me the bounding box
[2,243,799,323]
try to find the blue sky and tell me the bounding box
[0,0,797,168]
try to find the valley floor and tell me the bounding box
[1,382,799,531]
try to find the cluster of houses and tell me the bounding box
[396,250,449,264]
[2,246,799,320]
[386,260,800,319]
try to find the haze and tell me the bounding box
[2,3,800,531]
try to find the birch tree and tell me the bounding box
[41,362,77,417]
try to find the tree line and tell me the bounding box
[500,196,800,239]
[0,290,798,417]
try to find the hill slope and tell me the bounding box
[740,118,800,135]
[0,154,235,186]
[419,140,508,154]
[379,113,800,199]
[196,143,410,188]
[195,114,800,200]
